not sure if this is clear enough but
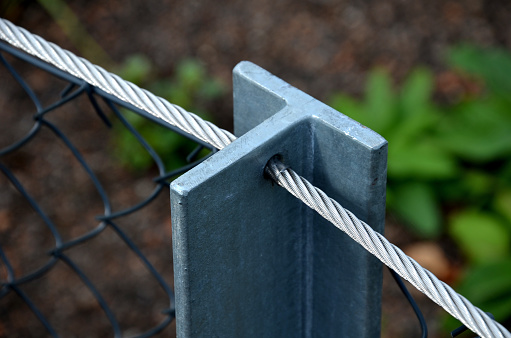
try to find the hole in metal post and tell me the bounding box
[264,154,288,182]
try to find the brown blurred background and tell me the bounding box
[4,0,511,128]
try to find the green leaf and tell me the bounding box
[448,45,511,100]
[113,125,153,172]
[330,94,374,129]
[388,140,457,179]
[200,78,226,99]
[437,99,511,162]
[436,171,495,205]
[329,94,370,125]
[149,79,173,99]
[494,190,511,228]
[464,171,493,194]
[117,54,152,85]
[456,258,511,321]
[388,108,440,147]
[166,85,193,110]
[363,68,397,134]
[399,67,434,118]
[392,182,441,238]
[385,187,396,210]
[449,210,510,264]
[176,59,205,90]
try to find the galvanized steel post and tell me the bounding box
[170,61,388,337]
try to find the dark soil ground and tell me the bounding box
[1,1,511,337]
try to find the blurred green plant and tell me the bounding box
[113,55,226,173]
[329,44,511,324]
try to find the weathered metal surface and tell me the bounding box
[171,61,387,337]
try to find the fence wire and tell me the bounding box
[1,18,510,338]
[0,40,215,337]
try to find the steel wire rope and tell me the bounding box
[1,17,510,338]
[264,157,511,338]
[0,19,236,150]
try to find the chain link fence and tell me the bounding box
[0,40,216,337]
[1,18,510,337]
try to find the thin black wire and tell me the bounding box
[388,267,428,338]
[0,39,432,337]
[0,42,212,336]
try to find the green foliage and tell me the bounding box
[112,110,192,172]
[448,45,511,102]
[330,44,511,322]
[118,55,152,85]
[449,210,510,264]
[444,257,511,330]
[112,56,225,172]
[437,98,511,162]
[150,59,225,111]
[457,258,511,322]
[494,189,511,227]
[392,182,441,238]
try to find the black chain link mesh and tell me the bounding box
[0,41,215,337]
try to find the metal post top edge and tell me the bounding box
[234,61,387,150]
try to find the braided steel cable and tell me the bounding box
[0,18,236,150]
[265,157,511,338]
[2,17,510,338]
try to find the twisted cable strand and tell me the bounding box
[2,17,509,338]
[265,158,511,338]
[0,18,236,150]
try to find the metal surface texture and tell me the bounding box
[171,61,388,337]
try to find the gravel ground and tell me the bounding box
[1,1,510,337]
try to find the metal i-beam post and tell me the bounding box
[170,61,388,337]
